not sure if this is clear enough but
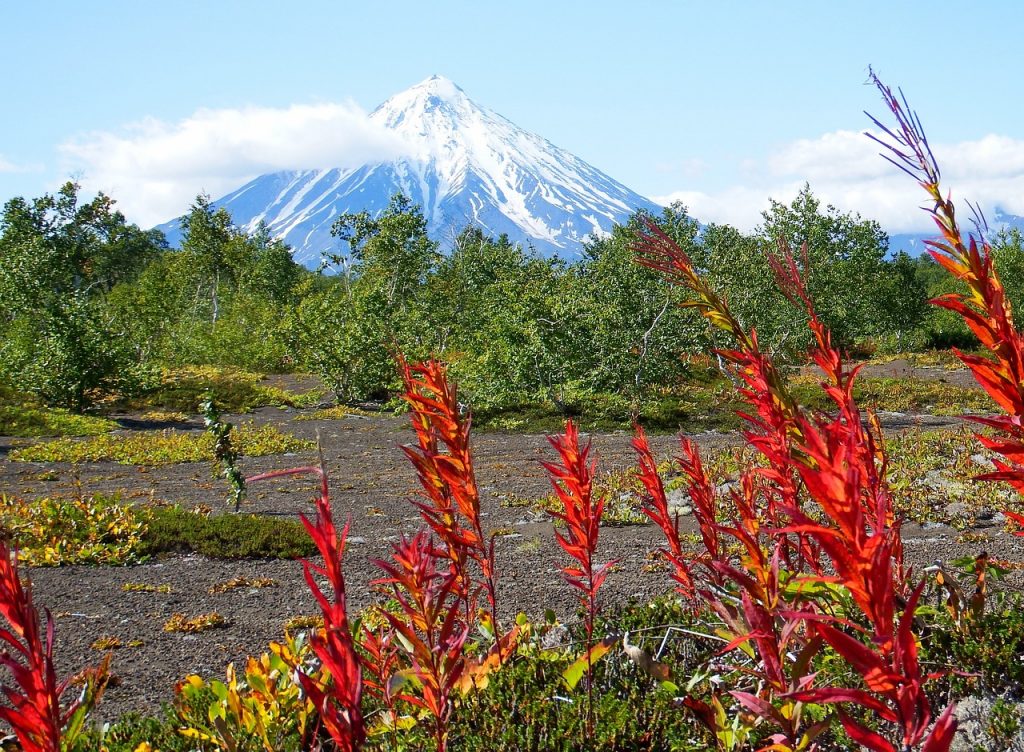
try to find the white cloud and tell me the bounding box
[59,101,411,227]
[0,154,41,174]
[655,130,1024,235]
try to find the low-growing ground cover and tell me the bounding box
[9,422,312,465]
[0,384,118,437]
[0,494,317,565]
[117,366,326,414]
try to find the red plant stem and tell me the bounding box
[247,459,365,751]
[0,541,65,752]
[542,420,616,739]
[399,357,500,638]
[359,622,406,752]
[632,425,696,596]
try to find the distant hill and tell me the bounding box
[889,207,1024,256]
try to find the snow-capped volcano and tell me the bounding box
[157,76,660,266]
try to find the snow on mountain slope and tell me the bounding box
[157,76,660,267]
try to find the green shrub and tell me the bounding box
[922,591,1024,698]
[68,711,197,752]
[138,505,316,559]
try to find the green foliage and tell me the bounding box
[9,422,312,465]
[175,632,317,751]
[0,384,116,437]
[127,365,318,413]
[104,195,303,371]
[289,277,396,402]
[921,590,1024,698]
[0,182,164,410]
[137,505,317,559]
[0,493,146,566]
[68,711,199,752]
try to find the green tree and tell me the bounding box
[291,194,439,402]
[574,205,702,392]
[179,194,236,324]
[0,182,163,409]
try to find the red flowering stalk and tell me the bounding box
[770,248,908,600]
[634,216,951,749]
[0,540,62,752]
[633,224,815,573]
[399,357,499,637]
[868,71,1024,539]
[359,620,408,751]
[759,245,949,750]
[0,539,109,752]
[542,419,617,738]
[247,461,364,751]
[632,425,696,597]
[373,531,468,752]
[675,437,723,579]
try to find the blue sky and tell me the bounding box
[3,1,1023,233]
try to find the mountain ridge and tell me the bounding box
[157,76,661,266]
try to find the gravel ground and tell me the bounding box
[1,360,1021,722]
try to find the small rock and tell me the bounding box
[541,623,569,650]
[944,501,970,519]
[951,695,1024,751]
[347,536,367,545]
[971,453,996,470]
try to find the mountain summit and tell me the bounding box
[158,76,660,266]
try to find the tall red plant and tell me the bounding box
[542,419,616,737]
[633,217,954,750]
[373,531,468,752]
[633,425,696,597]
[399,357,499,635]
[867,71,1024,532]
[0,539,108,752]
[0,540,63,752]
[247,461,364,751]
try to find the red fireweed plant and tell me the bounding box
[766,250,953,751]
[542,419,617,738]
[632,222,954,750]
[373,530,469,752]
[359,619,410,751]
[633,223,819,576]
[633,425,698,597]
[399,356,500,637]
[0,539,108,752]
[246,459,364,752]
[866,70,1024,540]
[638,423,825,750]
